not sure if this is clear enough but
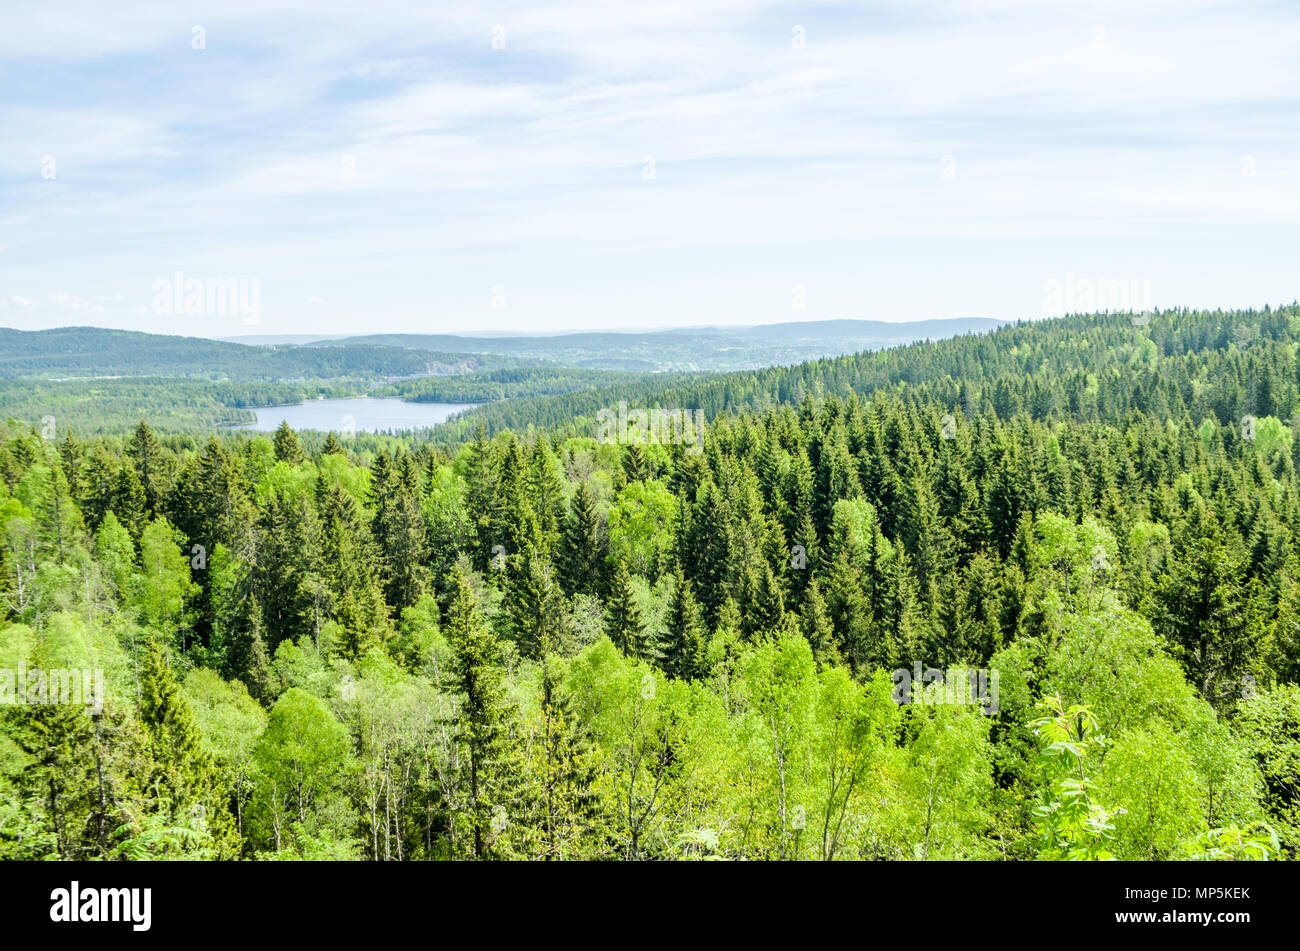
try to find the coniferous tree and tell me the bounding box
[58,430,82,500]
[254,487,323,649]
[789,511,820,602]
[371,450,430,612]
[138,639,236,853]
[605,559,652,661]
[273,421,305,465]
[318,476,392,657]
[78,446,117,531]
[525,656,601,859]
[528,437,566,550]
[321,432,346,456]
[223,588,273,702]
[112,463,147,539]
[503,543,568,660]
[751,560,786,636]
[800,575,839,665]
[126,421,166,517]
[1154,519,1256,707]
[622,444,652,483]
[557,482,604,596]
[486,437,539,575]
[445,570,514,859]
[661,569,706,679]
[825,546,869,673]
[1273,555,1300,685]
[3,699,150,859]
[175,437,256,559]
[688,481,733,629]
[464,425,498,569]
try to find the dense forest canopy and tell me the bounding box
[2,305,1299,860]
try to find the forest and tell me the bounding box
[0,327,506,382]
[0,320,999,434]
[2,306,1298,861]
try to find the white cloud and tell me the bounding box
[1,0,1296,333]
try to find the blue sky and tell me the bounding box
[2,0,1297,336]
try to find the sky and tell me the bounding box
[1,0,1297,337]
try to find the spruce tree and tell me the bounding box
[557,482,604,596]
[112,463,147,539]
[528,437,566,550]
[789,511,820,602]
[445,570,514,858]
[688,481,734,629]
[223,592,272,703]
[138,639,236,853]
[825,547,870,673]
[254,487,322,649]
[58,430,82,499]
[503,543,568,660]
[177,438,257,558]
[662,568,706,679]
[370,450,430,611]
[1273,555,1300,684]
[622,444,652,483]
[527,656,601,859]
[78,446,117,531]
[318,477,392,657]
[273,421,305,465]
[605,559,651,660]
[126,420,166,517]
[800,576,838,665]
[1154,520,1255,707]
[486,437,539,575]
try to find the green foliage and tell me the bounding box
[136,518,197,643]
[251,687,356,855]
[445,571,516,858]
[1030,696,1123,861]
[1182,821,1278,861]
[2,305,1299,861]
[1236,684,1300,855]
[606,479,676,577]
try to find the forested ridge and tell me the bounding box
[2,306,1299,861]
[300,317,1004,372]
[0,327,509,382]
[377,366,669,405]
[434,305,1300,441]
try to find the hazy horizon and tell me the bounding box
[1,313,1008,341]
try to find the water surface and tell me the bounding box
[237,397,475,433]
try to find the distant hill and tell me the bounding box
[669,318,1002,341]
[0,327,508,382]
[306,317,1002,371]
[219,333,351,346]
[0,318,1003,380]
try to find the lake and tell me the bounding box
[237,397,477,433]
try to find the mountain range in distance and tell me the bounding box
[0,317,1002,380]
[223,317,1002,347]
[220,317,1005,373]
